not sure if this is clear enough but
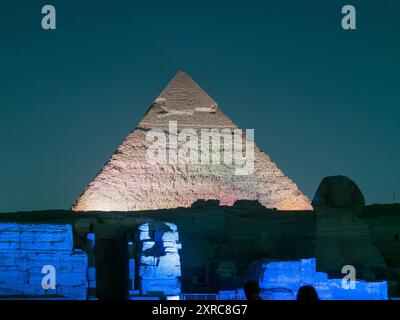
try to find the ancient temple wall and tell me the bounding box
[244,258,388,300]
[132,222,182,299]
[0,223,88,299]
[137,206,316,291]
[0,203,399,298]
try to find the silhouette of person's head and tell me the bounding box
[244,280,262,300]
[296,285,319,301]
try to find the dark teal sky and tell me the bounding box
[0,1,399,211]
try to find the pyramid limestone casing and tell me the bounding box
[72,72,312,212]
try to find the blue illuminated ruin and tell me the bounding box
[0,217,392,300]
[243,258,388,300]
[0,72,398,300]
[0,223,87,299]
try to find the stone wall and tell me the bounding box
[0,203,399,299]
[133,222,182,298]
[244,258,388,300]
[0,223,88,299]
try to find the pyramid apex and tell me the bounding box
[138,71,237,129]
[153,71,217,113]
[171,70,193,81]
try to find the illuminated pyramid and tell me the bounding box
[72,72,312,211]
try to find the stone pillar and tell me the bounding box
[85,232,96,299]
[132,221,182,299]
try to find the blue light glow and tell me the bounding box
[0,223,88,299]
[245,258,388,300]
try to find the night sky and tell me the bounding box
[0,1,399,212]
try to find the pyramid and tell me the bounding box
[72,71,312,211]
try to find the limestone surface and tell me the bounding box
[72,71,312,212]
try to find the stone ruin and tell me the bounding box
[1,69,398,300]
[0,220,183,300]
[243,258,388,300]
[130,222,182,299]
[0,70,398,301]
[0,195,399,300]
[0,223,88,299]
